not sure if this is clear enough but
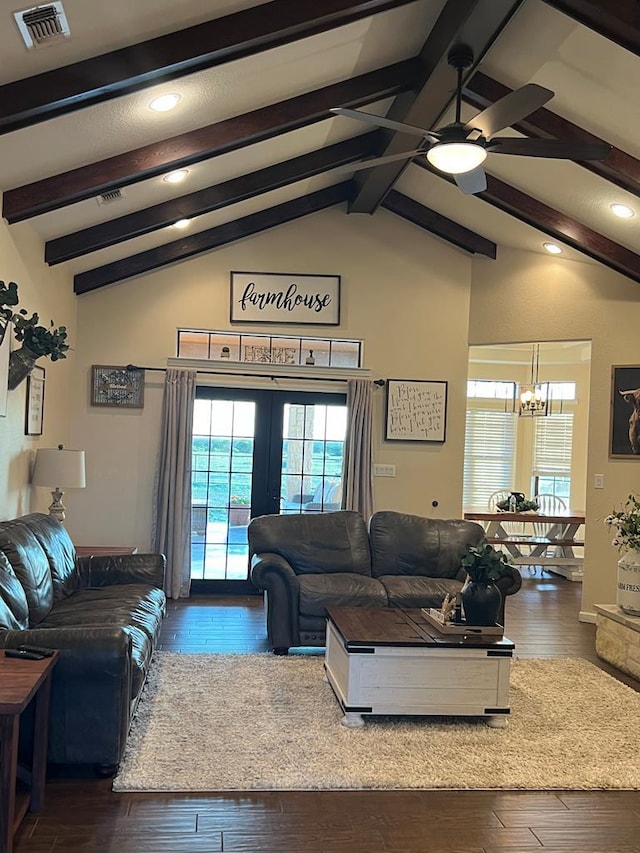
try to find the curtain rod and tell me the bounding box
[127,364,385,385]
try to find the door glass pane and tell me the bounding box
[191,399,256,581]
[281,403,346,514]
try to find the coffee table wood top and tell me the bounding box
[326,607,514,650]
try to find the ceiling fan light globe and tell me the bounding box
[426,142,486,175]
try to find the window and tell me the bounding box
[463,409,516,510]
[531,413,573,502]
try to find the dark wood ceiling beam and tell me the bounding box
[349,0,527,213]
[45,133,381,264]
[416,160,640,283]
[3,60,419,224]
[542,1,640,56]
[0,0,416,134]
[74,183,353,294]
[464,71,640,195]
[382,190,496,257]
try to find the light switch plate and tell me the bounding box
[373,464,396,477]
[594,473,604,489]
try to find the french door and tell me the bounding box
[190,387,347,592]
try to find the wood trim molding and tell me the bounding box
[381,190,496,257]
[0,0,416,134]
[73,182,353,293]
[3,61,419,223]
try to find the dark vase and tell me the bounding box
[8,345,39,390]
[462,581,502,626]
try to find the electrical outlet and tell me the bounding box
[373,464,396,477]
[594,473,604,489]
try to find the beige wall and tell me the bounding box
[469,247,640,617]
[0,216,77,521]
[3,206,640,621]
[69,208,473,548]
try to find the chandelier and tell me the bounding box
[516,344,549,417]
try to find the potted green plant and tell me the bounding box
[8,309,69,390]
[229,495,251,527]
[496,495,539,513]
[460,540,511,626]
[0,280,19,345]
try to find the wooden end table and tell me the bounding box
[0,651,58,853]
[324,607,514,729]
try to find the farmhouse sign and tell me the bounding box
[230,271,340,325]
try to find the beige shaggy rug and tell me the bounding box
[113,653,640,792]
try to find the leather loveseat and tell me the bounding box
[0,513,166,772]
[249,509,522,654]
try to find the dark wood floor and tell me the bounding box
[14,573,640,852]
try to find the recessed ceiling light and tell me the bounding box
[543,242,563,255]
[148,93,181,112]
[163,169,189,184]
[610,202,635,219]
[173,219,191,229]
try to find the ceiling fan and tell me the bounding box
[331,44,611,195]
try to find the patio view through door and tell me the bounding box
[191,387,347,591]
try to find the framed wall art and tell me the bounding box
[610,365,640,458]
[25,365,45,435]
[230,271,340,325]
[91,365,145,408]
[385,379,448,442]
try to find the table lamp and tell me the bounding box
[31,444,86,523]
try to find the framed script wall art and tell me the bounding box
[25,365,45,435]
[610,365,640,458]
[385,379,448,442]
[230,271,340,325]
[91,365,145,408]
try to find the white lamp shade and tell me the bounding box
[426,142,487,175]
[32,447,86,489]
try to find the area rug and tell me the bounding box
[113,653,640,792]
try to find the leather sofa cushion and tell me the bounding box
[379,575,464,609]
[0,522,53,626]
[249,511,372,576]
[15,513,77,600]
[298,573,387,617]
[369,512,485,579]
[0,551,29,630]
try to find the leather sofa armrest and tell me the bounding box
[75,553,166,589]
[250,553,300,651]
[496,564,522,598]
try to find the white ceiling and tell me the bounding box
[1,0,639,291]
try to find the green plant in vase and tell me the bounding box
[460,540,512,626]
[8,309,70,390]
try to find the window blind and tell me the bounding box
[533,413,573,475]
[464,409,516,510]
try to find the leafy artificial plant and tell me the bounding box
[12,309,69,361]
[0,280,19,338]
[461,540,512,584]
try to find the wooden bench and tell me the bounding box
[486,535,585,582]
[486,535,585,549]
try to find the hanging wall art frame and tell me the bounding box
[90,365,145,408]
[25,365,45,435]
[610,365,640,458]
[385,378,448,442]
[230,271,340,325]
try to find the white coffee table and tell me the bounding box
[324,607,514,728]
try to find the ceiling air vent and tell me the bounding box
[97,189,126,206]
[14,3,70,50]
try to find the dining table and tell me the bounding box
[463,510,586,582]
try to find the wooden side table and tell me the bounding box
[0,651,58,853]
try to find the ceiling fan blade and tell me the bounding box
[454,167,487,195]
[330,108,439,141]
[488,137,611,160]
[465,83,553,138]
[344,149,426,172]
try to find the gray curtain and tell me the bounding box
[342,379,374,519]
[152,368,196,599]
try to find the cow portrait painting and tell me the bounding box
[610,366,640,458]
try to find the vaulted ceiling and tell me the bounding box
[1,0,639,295]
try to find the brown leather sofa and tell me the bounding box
[249,509,522,654]
[0,513,166,773]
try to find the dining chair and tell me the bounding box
[532,494,569,567]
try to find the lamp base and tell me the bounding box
[48,488,66,523]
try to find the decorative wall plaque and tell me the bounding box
[90,365,144,408]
